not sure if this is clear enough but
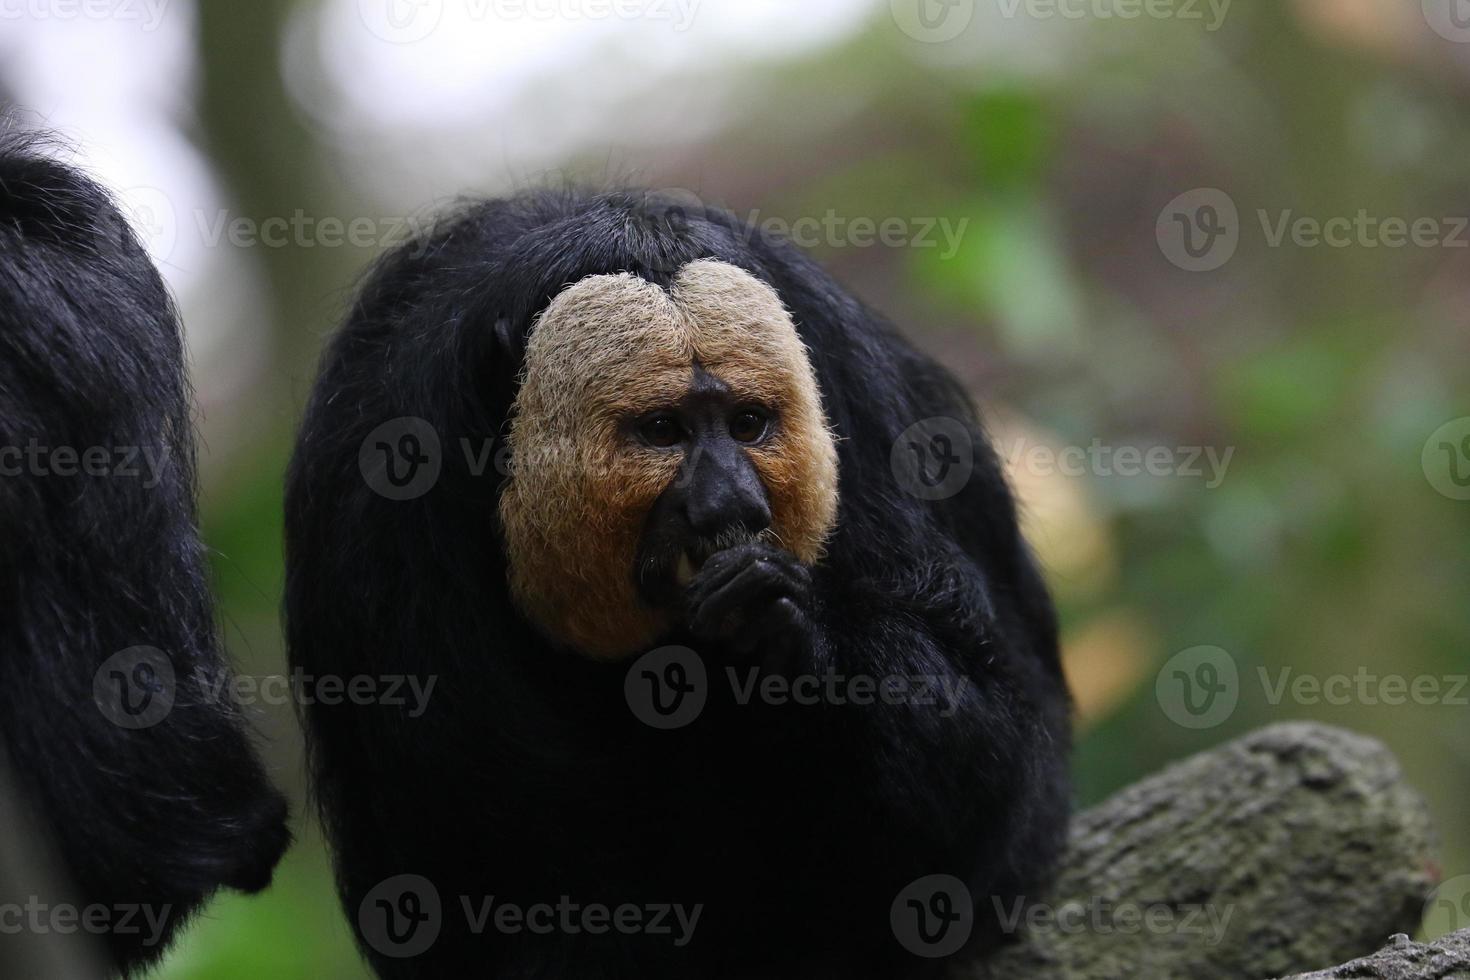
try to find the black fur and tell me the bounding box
[285,189,1071,979]
[0,136,291,973]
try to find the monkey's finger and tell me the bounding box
[690,558,805,639]
[688,542,806,602]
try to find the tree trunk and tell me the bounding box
[1278,930,1470,979]
[965,723,1441,980]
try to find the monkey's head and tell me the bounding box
[499,259,839,659]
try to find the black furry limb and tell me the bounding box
[0,134,290,975]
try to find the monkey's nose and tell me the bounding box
[684,472,772,539]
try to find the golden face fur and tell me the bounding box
[498,259,840,659]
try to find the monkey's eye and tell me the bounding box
[638,415,685,448]
[729,408,769,444]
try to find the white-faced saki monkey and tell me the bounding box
[285,190,1071,980]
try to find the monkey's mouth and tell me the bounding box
[637,528,770,610]
[640,529,762,603]
[673,540,723,588]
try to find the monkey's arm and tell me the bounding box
[685,538,1069,885]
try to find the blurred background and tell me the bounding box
[3,0,1468,974]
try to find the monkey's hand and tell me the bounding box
[683,541,813,663]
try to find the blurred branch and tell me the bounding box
[193,0,350,367]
